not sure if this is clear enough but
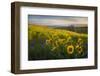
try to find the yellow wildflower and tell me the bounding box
[78,38,83,45]
[46,39,52,44]
[67,45,74,54]
[51,46,56,51]
[76,45,83,54]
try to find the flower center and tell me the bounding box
[69,48,72,52]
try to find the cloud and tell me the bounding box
[28,15,88,27]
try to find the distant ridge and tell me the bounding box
[28,23,87,27]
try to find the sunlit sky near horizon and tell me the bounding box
[28,15,88,27]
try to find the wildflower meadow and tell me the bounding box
[28,24,88,60]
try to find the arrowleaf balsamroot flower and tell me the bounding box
[67,45,74,54]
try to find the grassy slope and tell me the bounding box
[28,24,88,60]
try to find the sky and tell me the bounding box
[28,15,88,27]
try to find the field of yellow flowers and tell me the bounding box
[28,24,88,60]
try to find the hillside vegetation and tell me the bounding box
[28,24,88,60]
